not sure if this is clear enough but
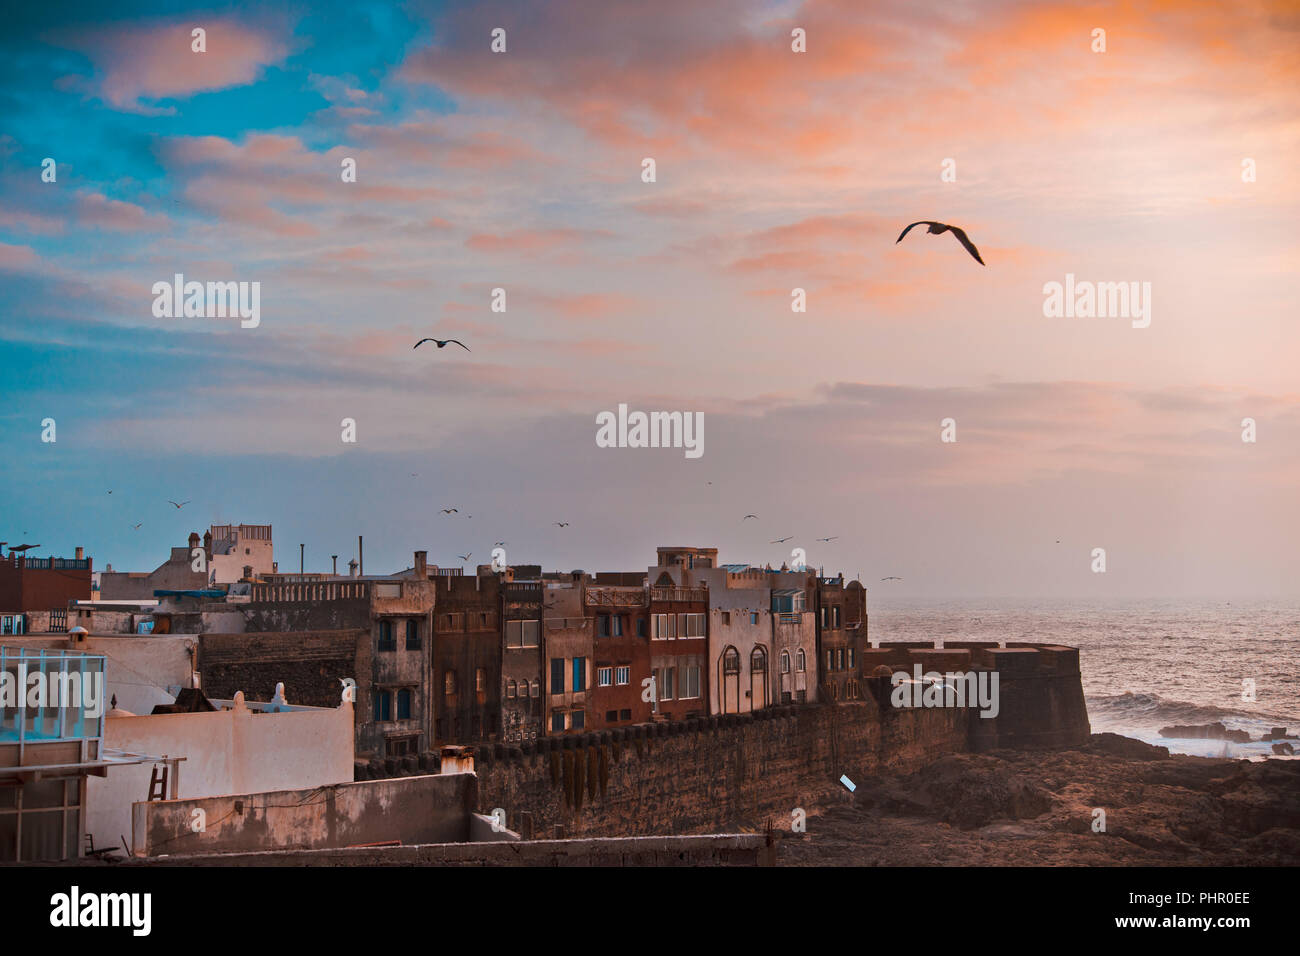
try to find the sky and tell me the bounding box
[1,0,1298,599]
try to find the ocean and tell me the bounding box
[868,598,1300,758]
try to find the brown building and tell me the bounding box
[584,582,651,729]
[0,549,92,628]
[431,567,502,746]
[647,568,709,720]
[501,570,544,744]
[813,574,866,702]
[542,574,593,734]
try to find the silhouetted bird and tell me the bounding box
[414,338,470,351]
[881,576,903,581]
[771,536,793,544]
[554,522,569,527]
[168,500,190,509]
[457,553,472,562]
[896,221,984,265]
[742,514,758,521]
[440,508,458,514]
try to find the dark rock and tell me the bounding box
[1158,722,1252,743]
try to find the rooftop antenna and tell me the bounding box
[331,555,338,575]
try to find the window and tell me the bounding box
[796,649,806,672]
[597,666,613,687]
[681,664,701,700]
[847,648,856,669]
[615,665,630,685]
[720,611,731,625]
[596,614,610,638]
[833,606,842,627]
[479,612,490,628]
[373,690,391,722]
[750,648,766,674]
[657,667,675,700]
[476,668,486,692]
[836,648,845,670]
[507,680,517,698]
[606,710,618,723]
[751,612,759,626]
[442,612,464,630]
[572,657,586,693]
[820,606,828,628]
[551,712,565,733]
[827,650,834,672]
[780,650,790,674]
[377,620,396,652]
[571,710,585,731]
[550,658,565,694]
[506,620,540,648]
[619,708,631,721]
[651,613,676,640]
[610,615,623,637]
[724,648,741,675]
[530,679,540,698]
[678,613,705,638]
[405,619,421,650]
[636,618,647,637]
[397,689,412,720]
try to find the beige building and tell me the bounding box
[208,524,274,584]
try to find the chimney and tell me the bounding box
[188,531,200,549]
[75,546,84,560]
[203,530,212,552]
[348,558,358,578]
[358,535,364,576]
[414,550,427,578]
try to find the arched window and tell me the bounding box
[723,647,740,674]
[780,650,791,674]
[750,647,767,672]
[796,649,806,672]
[507,680,517,698]
[530,679,540,697]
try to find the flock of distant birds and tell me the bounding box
[36,223,984,573]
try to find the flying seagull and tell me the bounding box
[131,523,142,530]
[817,536,839,542]
[770,536,793,544]
[554,521,569,527]
[168,500,190,509]
[881,576,903,581]
[457,553,472,562]
[742,514,758,521]
[896,221,984,265]
[494,541,508,547]
[414,338,470,351]
[440,508,458,515]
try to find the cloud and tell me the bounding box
[65,19,289,112]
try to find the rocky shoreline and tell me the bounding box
[779,733,1300,866]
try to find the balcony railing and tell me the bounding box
[650,587,706,603]
[586,587,648,607]
[251,581,371,603]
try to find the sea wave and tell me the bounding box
[1086,691,1298,731]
